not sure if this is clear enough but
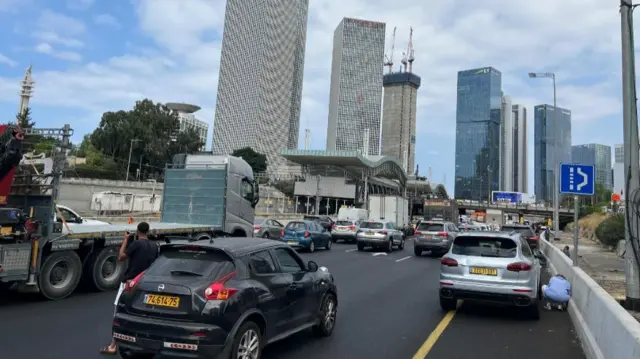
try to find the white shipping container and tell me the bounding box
[368,195,408,228]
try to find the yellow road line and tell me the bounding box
[412,310,457,359]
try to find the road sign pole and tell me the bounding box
[573,195,579,266]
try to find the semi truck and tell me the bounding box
[0,128,259,300]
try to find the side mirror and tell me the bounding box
[307,260,318,272]
[76,217,84,223]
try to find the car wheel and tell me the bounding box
[385,240,393,252]
[414,247,422,256]
[230,321,262,359]
[357,242,365,251]
[398,239,405,250]
[526,301,540,320]
[325,239,332,250]
[313,293,337,337]
[439,296,457,311]
[262,232,270,239]
[537,277,543,300]
[309,241,315,253]
[118,350,154,359]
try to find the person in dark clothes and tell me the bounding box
[100,222,158,355]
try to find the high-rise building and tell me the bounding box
[212,0,309,169]
[572,144,612,190]
[534,105,572,203]
[615,143,624,163]
[512,104,528,193]
[454,67,502,200]
[613,143,626,196]
[381,72,420,172]
[166,103,209,151]
[499,95,514,191]
[326,17,386,155]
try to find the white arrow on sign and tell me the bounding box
[577,167,588,190]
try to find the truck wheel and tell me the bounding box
[84,247,125,291]
[39,251,83,300]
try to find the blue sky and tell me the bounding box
[0,0,626,194]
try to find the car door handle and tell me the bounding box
[289,283,302,290]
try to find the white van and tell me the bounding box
[337,207,368,221]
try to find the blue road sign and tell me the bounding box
[560,163,595,195]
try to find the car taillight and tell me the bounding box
[253,225,260,230]
[530,236,539,241]
[380,231,388,235]
[349,225,356,230]
[437,232,448,237]
[304,231,310,238]
[506,262,532,272]
[332,225,337,229]
[415,231,422,235]
[280,230,284,236]
[125,270,146,292]
[440,257,458,266]
[204,271,237,300]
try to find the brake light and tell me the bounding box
[437,232,448,237]
[280,230,284,237]
[530,236,538,241]
[204,271,237,300]
[415,231,422,235]
[125,270,145,292]
[380,231,388,235]
[304,231,310,238]
[441,257,458,266]
[506,262,532,272]
[349,225,356,230]
[332,225,337,229]
[253,225,260,230]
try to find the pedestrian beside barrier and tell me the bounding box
[539,232,640,359]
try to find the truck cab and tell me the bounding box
[55,205,110,227]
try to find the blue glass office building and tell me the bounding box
[534,105,572,202]
[572,144,612,190]
[454,67,502,200]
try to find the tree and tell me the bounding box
[232,147,267,174]
[16,107,35,128]
[88,99,204,179]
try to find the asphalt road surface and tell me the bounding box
[0,240,585,359]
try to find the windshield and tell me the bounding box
[417,223,443,232]
[360,222,383,229]
[253,217,266,225]
[502,226,534,236]
[148,248,235,278]
[335,220,354,226]
[286,222,307,231]
[452,236,517,258]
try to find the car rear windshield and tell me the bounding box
[359,221,383,229]
[452,236,517,258]
[147,248,235,279]
[286,222,307,230]
[502,226,534,236]
[335,220,354,226]
[303,216,320,220]
[417,223,444,232]
[254,217,266,225]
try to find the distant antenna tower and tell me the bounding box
[383,27,397,74]
[362,128,370,156]
[407,27,415,72]
[19,63,34,115]
[304,128,310,150]
[428,166,432,183]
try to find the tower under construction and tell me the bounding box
[380,27,420,173]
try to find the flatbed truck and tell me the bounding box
[0,131,259,300]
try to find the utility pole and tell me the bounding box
[621,0,640,310]
[125,139,140,181]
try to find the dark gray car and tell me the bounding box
[414,221,459,257]
[253,217,284,239]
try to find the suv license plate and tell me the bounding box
[470,267,498,276]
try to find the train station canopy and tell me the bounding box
[407,179,449,199]
[280,149,408,187]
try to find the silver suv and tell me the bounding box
[414,221,459,257]
[439,231,542,320]
[356,220,405,252]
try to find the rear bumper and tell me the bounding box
[414,240,449,251]
[113,312,229,359]
[439,280,536,306]
[331,232,357,240]
[357,236,390,245]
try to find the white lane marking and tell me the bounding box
[345,248,357,252]
[395,256,411,262]
[372,252,387,256]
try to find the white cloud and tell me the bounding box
[0,0,627,191]
[0,53,17,66]
[32,31,84,47]
[34,42,82,62]
[93,14,121,28]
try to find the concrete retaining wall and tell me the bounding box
[540,234,640,359]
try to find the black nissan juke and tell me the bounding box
[112,238,338,359]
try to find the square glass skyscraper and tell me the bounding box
[534,105,572,202]
[454,67,502,201]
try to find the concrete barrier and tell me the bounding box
[540,233,640,359]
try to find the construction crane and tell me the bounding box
[383,27,396,73]
[407,26,415,72]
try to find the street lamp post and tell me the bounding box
[126,139,140,182]
[528,72,559,234]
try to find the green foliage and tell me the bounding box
[232,147,267,174]
[88,99,205,179]
[272,180,295,197]
[595,214,625,246]
[16,107,35,128]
